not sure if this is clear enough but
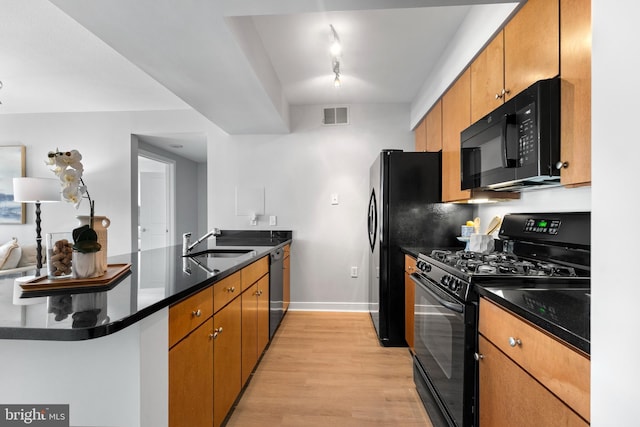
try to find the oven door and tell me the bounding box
[411,273,476,427]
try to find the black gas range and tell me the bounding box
[411,212,590,427]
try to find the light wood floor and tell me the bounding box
[225,311,433,427]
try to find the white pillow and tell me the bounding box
[0,238,21,270]
[17,244,37,267]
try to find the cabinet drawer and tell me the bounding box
[169,286,213,348]
[479,298,590,422]
[241,256,269,291]
[214,271,241,313]
[404,255,417,274]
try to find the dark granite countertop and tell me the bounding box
[476,285,590,355]
[0,232,292,341]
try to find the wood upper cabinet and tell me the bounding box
[478,298,590,425]
[504,0,559,101]
[425,100,443,152]
[169,318,214,427]
[414,101,443,152]
[442,69,472,202]
[414,118,428,152]
[470,0,560,122]
[470,32,505,123]
[213,297,242,427]
[404,255,417,351]
[559,0,591,187]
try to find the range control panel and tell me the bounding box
[524,218,561,235]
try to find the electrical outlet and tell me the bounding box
[350,266,358,278]
[269,215,277,226]
[331,193,339,205]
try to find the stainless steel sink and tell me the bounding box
[186,249,253,258]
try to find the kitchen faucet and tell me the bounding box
[182,228,221,256]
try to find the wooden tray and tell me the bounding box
[21,263,132,292]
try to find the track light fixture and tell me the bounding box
[329,25,342,88]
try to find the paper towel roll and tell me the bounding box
[470,234,495,253]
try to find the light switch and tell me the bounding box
[351,266,358,278]
[331,193,339,205]
[269,216,277,226]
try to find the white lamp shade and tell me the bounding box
[12,177,61,203]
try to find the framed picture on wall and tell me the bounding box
[0,145,26,224]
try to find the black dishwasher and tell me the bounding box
[269,248,284,338]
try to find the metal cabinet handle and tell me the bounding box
[474,352,484,361]
[226,287,236,293]
[509,337,522,347]
[556,161,569,170]
[212,327,223,339]
[192,309,202,317]
[495,92,503,100]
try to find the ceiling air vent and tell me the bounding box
[322,106,349,125]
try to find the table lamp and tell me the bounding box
[12,177,61,276]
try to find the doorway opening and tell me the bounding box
[137,153,176,251]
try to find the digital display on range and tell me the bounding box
[524,218,561,234]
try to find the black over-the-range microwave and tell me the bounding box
[460,77,561,192]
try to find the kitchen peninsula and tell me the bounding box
[0,231,291,427]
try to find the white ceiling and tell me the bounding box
[1,0,517,162]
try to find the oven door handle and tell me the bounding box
[410,274,464,313]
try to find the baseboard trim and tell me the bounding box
[288,302,369,312]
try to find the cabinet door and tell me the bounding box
[169,318,213,427]
[257,275,270,355]
[213,297,242,427]
[425,100,443,152]
[414,118,428,152]
[404,255,416,350]
[442,69,472,202]
[559,0,591,187]
[283,252,290,312]
[478,336,588,427]
[241,283,259,386]
[470,32,505,123]
[504,0,559,101]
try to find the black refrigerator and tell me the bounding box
[368,150,473,346]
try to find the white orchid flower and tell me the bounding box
[59,168,81,186]
[55,150,84,173]
[47,149,93,212]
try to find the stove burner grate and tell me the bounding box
[429,249,577,277]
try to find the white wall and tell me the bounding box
[207,103,414,310]
[591,0,639,424]
[0,109,211,257]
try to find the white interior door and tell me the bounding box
[139,171,169,251]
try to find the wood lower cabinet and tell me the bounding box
[478,298,590,426]
[241,275,270,385]
[169,252,283,427]
[404,255,417,350]
[283,244,290,312]
[442,69,471,202]
[478,336,588,427]
[169,318,214,427]
[213,297,242,427]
